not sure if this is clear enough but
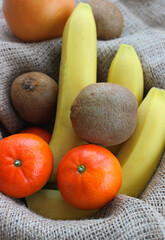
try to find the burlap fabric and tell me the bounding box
[0,0,165,239]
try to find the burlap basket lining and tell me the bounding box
[0,0,165,239]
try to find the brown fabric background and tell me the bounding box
[0,0,165,239]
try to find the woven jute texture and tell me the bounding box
[0,0,165,239]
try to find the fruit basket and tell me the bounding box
[0,0,165,239]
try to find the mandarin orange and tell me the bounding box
[0,133,53,198]
[57,144,122,210]
[21,127,51,144]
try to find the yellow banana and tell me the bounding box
[49,3,97,182]
[107,44,144,106]
[26,189,97,220]
[117,87,165,197]
[107,43,144,155]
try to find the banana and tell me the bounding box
[49,3,97,182]
[106,43,144,155]
[107,44,144,106]
[26,189,97,220]
[117,87,165,197]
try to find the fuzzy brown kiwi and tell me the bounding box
[10,72,58,124]
[88,0,124,40]
[70,83,138,146]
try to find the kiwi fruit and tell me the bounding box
[70,83,138,146]
[11,72,58,124]
[88,0,124,40]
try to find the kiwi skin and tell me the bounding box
[70,83,138,146]
[88,0,124,40]
[11,72,58,124]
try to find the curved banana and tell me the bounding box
[106,43,144,155]
[117,87,165,197]
[26,189,97,220]
[107,44,144,106]
[49,3,97,182]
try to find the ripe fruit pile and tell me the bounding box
[0,1,164,221]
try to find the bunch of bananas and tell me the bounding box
[26,3,165,220]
